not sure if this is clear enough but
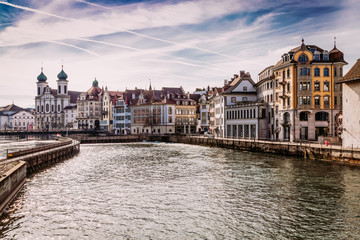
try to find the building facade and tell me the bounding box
[76,79,102,130]
[272,39,346,142]
[34,67,80,130]
[338,58,360,148]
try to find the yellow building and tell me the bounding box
[272,39,346,141]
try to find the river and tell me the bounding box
[1,142,359,239]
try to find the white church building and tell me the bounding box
[35,66,80,131]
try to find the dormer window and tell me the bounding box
[243,86,247,91]
[314,51,320,61]
[323,51,329,61]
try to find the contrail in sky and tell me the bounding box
[75,37,229,73]
[47,40,101,57]
[0,1,241,61]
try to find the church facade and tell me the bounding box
[34,66,80,130]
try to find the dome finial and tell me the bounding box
[334,36,337,48]
[302,38,304,43]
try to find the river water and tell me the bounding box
[1,142,360,239]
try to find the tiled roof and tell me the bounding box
[0,104,24,112]
[338,59,360,83]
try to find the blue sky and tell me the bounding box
[0,0,360,107]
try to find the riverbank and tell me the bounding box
[168,136,360,166]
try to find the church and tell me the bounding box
[35,66,80,130]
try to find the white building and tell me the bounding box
[255,65,275,140]
[0,105,35,131]
[34,66,80,130]
[222,71,259,138]
[338,58,360,148]
[64,105,77,129]
[198,94,210,132]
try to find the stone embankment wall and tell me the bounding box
[169,136,360,166]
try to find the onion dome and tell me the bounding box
[57,65,68,80]
[37,68,47,82]
[92,78,99,87]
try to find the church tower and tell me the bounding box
[36,67,48,96]
[57,65,68,95]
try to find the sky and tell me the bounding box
[0,0,360,108]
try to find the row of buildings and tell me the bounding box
[2,38,359,148]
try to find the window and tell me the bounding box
[231,97,236,103]
[307,68,310,76]
[275,80,278,88]
[314,82,320,91]
[299,54,308,64]
[324,68,329,77]
[58,105,61,112]
[287,97,290,106]
[37,106,39,112]
[334,67,337,76]
[314,96,320,106]
[314,53,320,61]
[287,69,290,78]
[287,83,290,92]
[314,68,320,76]
[58,85,61,94]
[51,105,54,112]
[64,85,67,94]
[340,67,343,77]
[323,96,329,106]
[334,96,337,105]
[243,86,247,91]
[323,82,329,91]
[276,93,279,100]
[242,97,248,101]
[46,104,49,112]
[323,53,329,61]
[315,112,329,121]
[38,87,40,95]
[300,68,307,76]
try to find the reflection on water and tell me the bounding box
[0,142,359,239]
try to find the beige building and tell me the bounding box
[76,79,102,130]
[338,59,360,148]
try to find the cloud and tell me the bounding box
[0,0,360,108]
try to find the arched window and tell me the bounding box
[300,112,308,121]
[41,105,44,112]
[38,87,40,96]
[287,69,290,77]
[64,85,67,94]
[314,68,320,76]
[37,106,39,112]
[299,54,308,64]
[315,112,329,121]
[51,105,54,112]
[324,68,329,77]
[58,85,61,94]
[46,104,49,112]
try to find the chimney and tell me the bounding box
[240,70,245,76]
[246,72,250,76]
[224,79,228,85]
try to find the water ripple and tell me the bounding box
[1,142,360,239]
